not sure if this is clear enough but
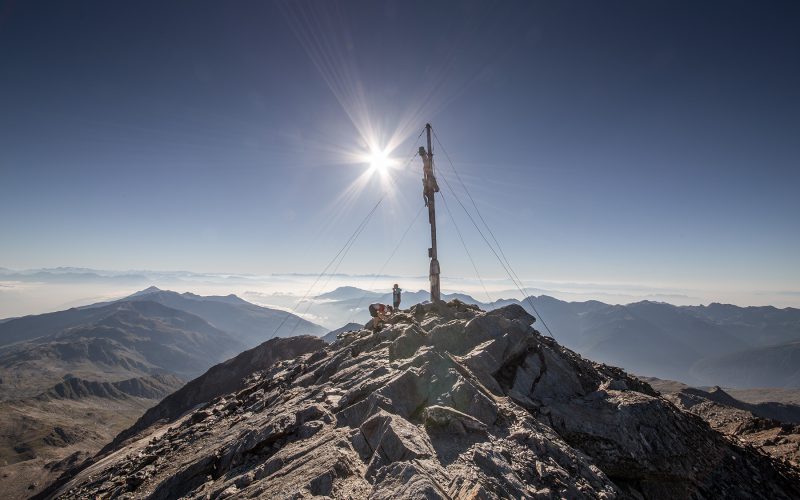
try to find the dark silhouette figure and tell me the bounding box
[392,284,402,311]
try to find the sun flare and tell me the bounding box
[365,147,395,175]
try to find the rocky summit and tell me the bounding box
[43,301,800,499]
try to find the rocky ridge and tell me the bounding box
[44,300,800,499]
[102,335,326,455]
[660,385,800,469]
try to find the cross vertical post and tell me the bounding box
[419,123,441,302]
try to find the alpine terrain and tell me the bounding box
[0,289,325,498]
[40,300,800,499]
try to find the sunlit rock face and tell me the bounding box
[43,301,800,499]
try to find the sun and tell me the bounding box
[332,137,402,214]
[364,147,395,175]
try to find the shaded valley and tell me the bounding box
[0,289,324,499]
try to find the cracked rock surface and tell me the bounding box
[659,385,800,469]
[42,301,800,499]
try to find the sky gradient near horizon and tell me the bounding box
[1,1,799,307]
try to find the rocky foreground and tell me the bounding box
[41,301,800,499]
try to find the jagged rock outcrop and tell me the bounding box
[101,335,326,455]
[659,385,800,468]
[322,323,363,344]
[42,300,800,499]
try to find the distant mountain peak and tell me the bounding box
[130,285,162,296]
[315,286,375,301]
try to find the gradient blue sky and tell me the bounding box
[1,1,799,305]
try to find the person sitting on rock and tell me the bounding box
[368,303,393,332]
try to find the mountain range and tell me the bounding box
[3,284,798,394]
[0,288,325,498]
[309,286,800,388]
[0,300,238,400]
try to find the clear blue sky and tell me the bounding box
[1,1,799,304]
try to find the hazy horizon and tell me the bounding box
[2,265,798,325]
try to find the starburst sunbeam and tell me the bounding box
[277,0,502,180]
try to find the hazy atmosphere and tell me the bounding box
[2,1,799,312]
[1,267,798,326]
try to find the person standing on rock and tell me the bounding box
[392,284,402,311]
[368,303,393,332]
